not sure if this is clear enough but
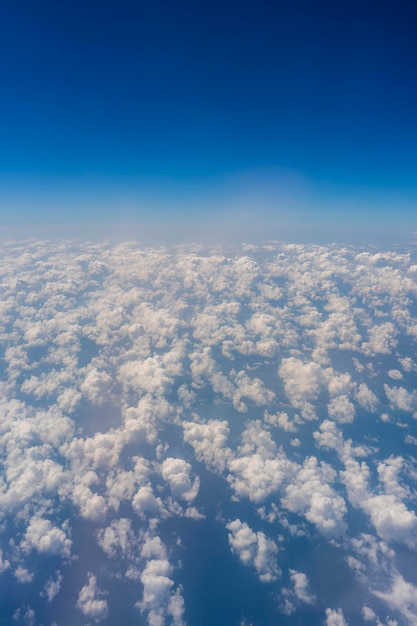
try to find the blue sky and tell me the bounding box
[1,0,416,242]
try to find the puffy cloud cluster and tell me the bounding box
[279,358,326,420]
[325,608,348,626]
[282,456,347,538]
[138,535,185,626]
[280,569,316,615]
[226,519,280,582]
[182,419,232,473]
[289,569,316,605]
[76,573,108,623]
[315,421,417,549]
[374,574,417,626]
[161,458,200,502]
[20,516,72,557]
[0,240,416,624]
[43,572,63,602]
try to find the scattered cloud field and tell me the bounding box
[1,240,417,625]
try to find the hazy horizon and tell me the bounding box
[1,1,417,243]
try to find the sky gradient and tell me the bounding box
[1,0,416,242]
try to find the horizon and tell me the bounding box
[1,0,417,241]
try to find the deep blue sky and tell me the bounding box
[1,0,416,241]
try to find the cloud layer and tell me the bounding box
[0,240,416,625]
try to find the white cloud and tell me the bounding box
[13,606,36,626]
[43,572,63,602]
[0,549,10,574]
[328,395,355,423]
[81,367,113,405]
[182,419,232,473]
[217,421,348,539]
[388,369,403,380]
[264,409,298,432]
[167,587,185,626]
[355,384,378,413]
[362,606,377,621]
[72,483,108,522]
[398,356,415,372]
[313,419,344,452]
[324,608,348,625]
[96,518,135,558]
[118,357,173,397]
[14,566,33,584]
[290,569,316,604]
[384,384,417,414]
[232,370,275,411]
[362,323,398,356]
[373,574,417,626]
[342,456,417,549]
[138,554,185,626]
[161,458,199,502]
[377,456,409,499]
[1,240,417,623]
[227,519,280,582]
[228,451,291,504]
[282,456,347,538]
[279,358,326,419]
[76,573,108,623]
[20,516,72,558]
[281,569,316,613]
[132,486,162,517]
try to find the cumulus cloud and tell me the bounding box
[362,323,398,356]
[328,395,355,423]
[81,367,114,405]
[20,517,72,558]
[138,537,185,626]
[227,519,280,582]
[161,458,199,502]
[279,358,326,420]
[14,567,33,584]
[315,421,417,549]
[374,574,417,626]
[355,383,378,413]
[0,549,10,574]
[232,370,275,411]
[43,572,63,602]
[13,606,36,625]
[342,456,417,549]
[282,456,347,538]
[229,454,287,502]
[281,569,316,614]
[96,518,135,558]
[362,606,378,621]
[182,419,232,473]
[1,240,417,624]
[264,410,298,432]
[313,419,344,452]
[384,384,417,414]
[132,485,162,517]
[324,608,348,625]
[76,573,108,623]
[139,559,175,625]
[388,369,403,380]
[290,569,316,604]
